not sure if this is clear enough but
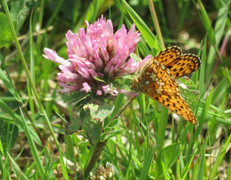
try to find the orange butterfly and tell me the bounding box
[133,46,201,125]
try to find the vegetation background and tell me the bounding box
[0,0,230,179]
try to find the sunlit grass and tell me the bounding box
[0,0,230,179]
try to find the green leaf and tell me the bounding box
[206,0,230,77]
[66,107,90,135]
[0,119,18,151]
[59,152,69,180]
[105,119,119,129]
[64,136,75,162]
[122,0,161,50]
[209,134,231,179]
[19,108,45,176]
[178,76,198,90]
[198,37,207,97]
[103,117,111,128]
[84,121,102,145]
[197,0,216,45]
[104,129,125,140]
[157,107,169,148]
[0,13,14,48]
[140,147,155,180]
[212,77,229,105]
[178,77,199,110]
[111,94,125,118]
[10,0,32,32]
[7,152,29,180]
[61,90,90,109]
[196,136,208,180]
[83,103,114,122]
[196,89,213,135]
[162,143,180,168]
[0,140,4,154]
[0,68,22,103]
[0,99,23,128]
[73,0,105,31]
[65,118,83,135]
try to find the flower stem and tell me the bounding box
[78,140,108,179]
[112,96,136,120]
[78,96,136,178]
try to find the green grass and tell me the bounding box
[0,0,231,179]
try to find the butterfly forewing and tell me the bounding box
[154,46,182,66]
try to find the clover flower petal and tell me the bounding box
[44,15,146,96]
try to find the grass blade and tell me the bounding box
[195,0,216,45]
[7,152,29,180]
[122,0,161,50]
[209,134,231,178]
[19,108,45,176]
[140,147,155,180]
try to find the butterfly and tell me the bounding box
[133,46,201,125]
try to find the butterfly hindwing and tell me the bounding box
[165,54,201,79]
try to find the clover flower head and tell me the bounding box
[43,15,149,96]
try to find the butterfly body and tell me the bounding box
[133,46,201,125]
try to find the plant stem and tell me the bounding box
[112,96,136,120]
[78,140,108,179]
[148,0,165,49]
[78,96,136,178]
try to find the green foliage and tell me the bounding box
[122,0,161,51]
[0,13,14,48]
[0,0,231,179]
[84,103,114,122]
[0,68,21,102]
[178,77,200,110]
[0,120,18,151]
[10,0,32,32]
[162,143,180,168]
[196,0,216,45]
[61,90,90,109]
